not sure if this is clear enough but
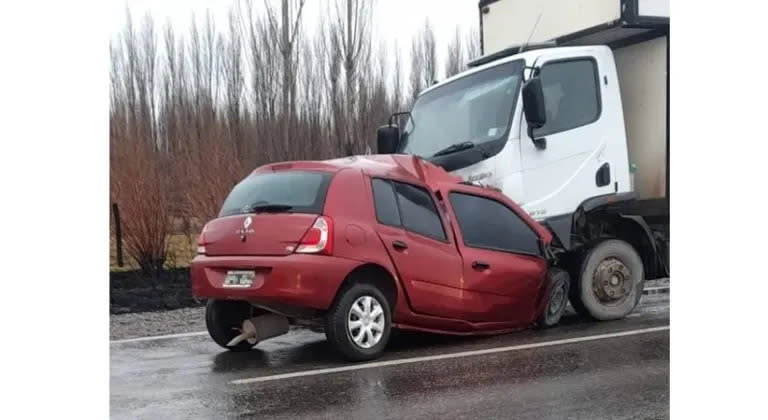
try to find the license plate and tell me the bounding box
[223,270,255,288]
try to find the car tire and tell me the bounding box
[325,282,392,362]
[205,299,256,352]
[537,268,570,328]
[569,239,644,321]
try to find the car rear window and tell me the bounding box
[219,171,333,217]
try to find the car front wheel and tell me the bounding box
[537,268,570,328]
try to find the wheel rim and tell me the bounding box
[347,295,385,349]
[592,257,633,305]
[548,282,566,317]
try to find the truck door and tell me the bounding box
[369,177,466,320]
[519,47,624,220]
[444,185,549,324]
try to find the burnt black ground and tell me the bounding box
[110,294,669,419]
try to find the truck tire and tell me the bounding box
[537,268,570,328]
[326,282,392,362]
[205,300,256,352]
[569,239,644,320]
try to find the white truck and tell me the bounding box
[377,0,669,320]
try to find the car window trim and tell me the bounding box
[447,190,543,257]
[371,177,451,244]
[370,177,403,228]
[392,180,450,243]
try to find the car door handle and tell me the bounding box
[472,260,490,270]
[392,240,408,251]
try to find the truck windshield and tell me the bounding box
[398,60,523,158]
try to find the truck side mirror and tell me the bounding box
[377,124,400,154]
[522,77,548,150]
[522,77,547,129]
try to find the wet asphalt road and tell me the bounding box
[111,294,669,419]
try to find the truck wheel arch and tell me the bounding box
[613,214,663,280]
[547,193,667,280]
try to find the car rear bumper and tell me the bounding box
[191,254,360,310]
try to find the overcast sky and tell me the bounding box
[111,0,479,73]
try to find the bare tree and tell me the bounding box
[391,41,404,111]
[263,0,306,153]
[445,26,464,78]
[465,24,481,63]
[220,8,245,157]
[409,19,437,104]
[421,20,438,87]
[409,35,424,104]
[325,0,373,155]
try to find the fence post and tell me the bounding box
[112,202,124,267]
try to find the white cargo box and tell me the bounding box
[479,0,669,54]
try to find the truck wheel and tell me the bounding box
[570,239,644,320]
[537,268,570,328]
[205,300,255,352]
[325,283,392,362]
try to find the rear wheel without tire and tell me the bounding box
[325,283,392,362]
[569,239,644,320]
[205,300,256,352]
[537,268,570,328]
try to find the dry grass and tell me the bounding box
[110,233,199,271]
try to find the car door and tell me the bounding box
[443,184,549,324]
[519,49,613,220]
[369,177,467,320]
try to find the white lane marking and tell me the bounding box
[231,325,669,385]
[113,288,669,344]
[110,331,208,344]
[643,286,670,292]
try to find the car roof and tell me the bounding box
[255,154,552,243]
[256,154,462,190]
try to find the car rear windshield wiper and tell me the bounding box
[248,203,293,213]
[431,141,475,158]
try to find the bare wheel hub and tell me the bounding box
[592,258,632,304]
[548,282,566,317]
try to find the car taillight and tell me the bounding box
[295,216,333,255]
[197,223,209,255]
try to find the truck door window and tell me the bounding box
[533,59,600,137]
[371,178,402,227]
[393,181,447,242]
[449,192,540,256]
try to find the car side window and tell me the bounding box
[393,181,447,242]
[371,178,401,226]
[449,192,540,255]
[533,59,600,137]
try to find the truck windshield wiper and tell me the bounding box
[431,141,475,157]
[248,202,293,213]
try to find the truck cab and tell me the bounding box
[377,0,669,321]
[397,45,631,222]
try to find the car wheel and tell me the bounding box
[537,268,570,328]
[570,239,644,320]
[205,299,256,352]
[325,283,392,362]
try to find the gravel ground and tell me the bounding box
[110,278,670,341]
[110,306,206,340]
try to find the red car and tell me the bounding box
[191,155,569,361]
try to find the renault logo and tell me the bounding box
[240,216,253,242]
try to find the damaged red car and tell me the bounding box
[191,155,570,361]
